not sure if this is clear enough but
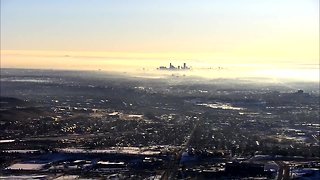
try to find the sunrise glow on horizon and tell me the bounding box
[1,0,319,81]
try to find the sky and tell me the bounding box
[0,0,319,81]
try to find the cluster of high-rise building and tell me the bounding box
[157,63,190,70]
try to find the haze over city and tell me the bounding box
[1,0,319,81]
[0,1,319,179]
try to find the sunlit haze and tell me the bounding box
[1,0,319,81]
[1,1,320,178]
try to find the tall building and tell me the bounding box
[169,63,175,69]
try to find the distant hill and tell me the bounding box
[0,97,29,108]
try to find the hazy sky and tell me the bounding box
[0,0,319,80]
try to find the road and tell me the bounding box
[276,161,290,180]
[161,116,200,180]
